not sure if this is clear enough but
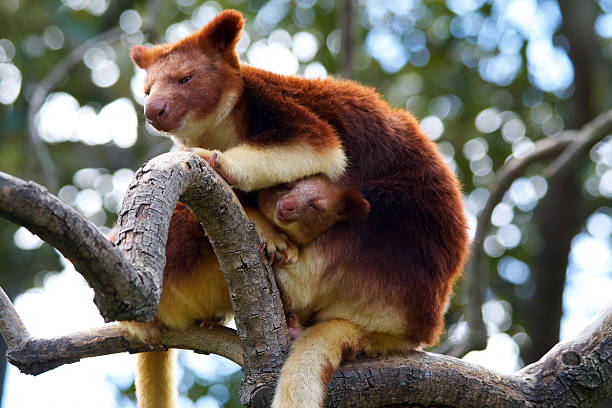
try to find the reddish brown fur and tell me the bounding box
[163,202,215,284]
[318,360,335,398]
[133,8,468,346]
[131,10,469,406]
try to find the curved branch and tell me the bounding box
[545,108,612,178]
[1,151,290,403]
[459,108,612,358]
[113,151,291,403]
[0,171,155,322]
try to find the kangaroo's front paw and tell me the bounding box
[189,148,237,185]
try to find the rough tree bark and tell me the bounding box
[113,152,291,404]
[0,150,611,406]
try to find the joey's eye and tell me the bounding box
[179,75,192,84]
[309,203,320,211]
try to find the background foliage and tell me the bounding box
[0,0,611,406]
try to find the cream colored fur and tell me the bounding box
[271,319,362,408]
[192,143,347,191]
[168,90,240,150]
[136,350,177,408]
[272,243,416,407]
[122,247,233,408]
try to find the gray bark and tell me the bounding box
[0,171,155,322]
[0,151,611,407]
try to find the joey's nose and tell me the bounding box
[277,197,297,220]
[144,99,169,130]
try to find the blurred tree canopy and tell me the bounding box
[0,0,611,406]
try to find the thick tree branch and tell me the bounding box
[0,171,154,322]
[325,296,611,407]
[113,151,291,404]
[0,150,611,406]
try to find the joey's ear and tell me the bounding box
[131,45,154,69]
[200,10,245,53]
[338,189,370,221]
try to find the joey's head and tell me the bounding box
[257,176,370,244]
[131,10,245,147]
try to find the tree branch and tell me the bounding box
[458,108,612,358]
[0,281,242,374]
[0,286,29,350]
[544,109,612,178]
[1,150,611,406]
[0,171,154,322]
[7,323,242,376]
[326,296,611,407]
[112,151,291,404]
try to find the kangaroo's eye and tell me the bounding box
[309,203,320,211]
[179,75,192,84]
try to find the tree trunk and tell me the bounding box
[522,0,599,365]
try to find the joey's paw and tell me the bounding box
[120,321,164,350]
[260,230,298,266]
[189,148,237,185]
[286,312,304,340]
[288,326,304,340]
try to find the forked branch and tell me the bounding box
[1,151,610,407]
[457,109,612,358]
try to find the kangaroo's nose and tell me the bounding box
[144,98,169,130]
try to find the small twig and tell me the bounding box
[544,109,612,178]
[338,0,354,79]
[459,109,612,358]
[27,27,123,192]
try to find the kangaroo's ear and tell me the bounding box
[198,10,245,53]
[131,45,155,69]
[338,189,370,221]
